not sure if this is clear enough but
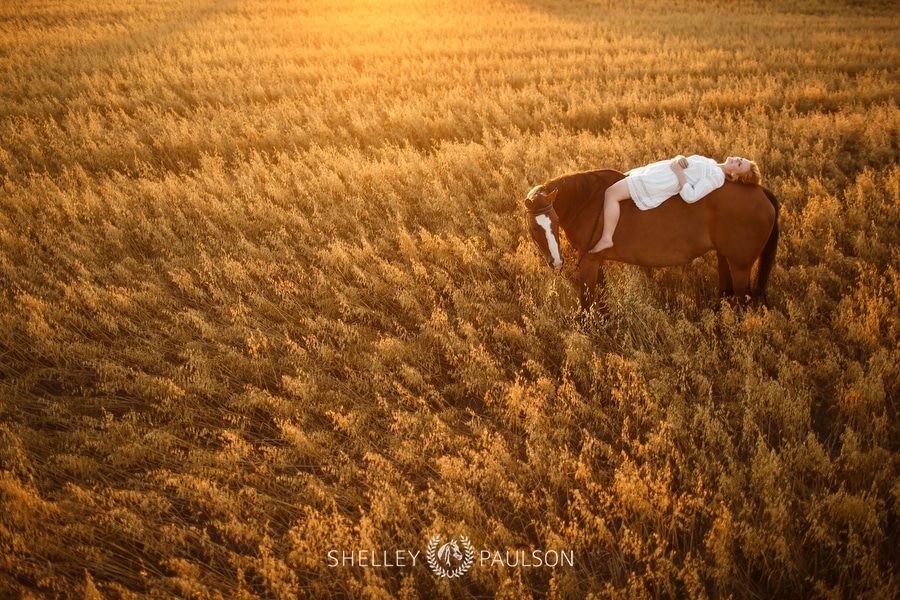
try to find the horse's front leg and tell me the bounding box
[578,255,605,310]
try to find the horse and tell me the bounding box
[524,169,779,309]
[437,540,463,566]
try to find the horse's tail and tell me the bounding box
[753,187,780,300]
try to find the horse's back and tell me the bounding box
[609,182,775,267]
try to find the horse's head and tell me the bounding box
[438,540,463,566]
[524,186,563,271]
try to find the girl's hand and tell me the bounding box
[671,155,688,169]
[670,155,688,188]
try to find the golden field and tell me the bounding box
[1,0,899,597]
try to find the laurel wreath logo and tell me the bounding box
[426,534,475,578]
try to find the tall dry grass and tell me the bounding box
[1,0,899,597]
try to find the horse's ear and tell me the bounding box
[546,188,558,203]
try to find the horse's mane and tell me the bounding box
[544,168,605,186]
[542,169,623,213]
[545,168,620,192]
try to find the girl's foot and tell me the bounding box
[589,237,614,253]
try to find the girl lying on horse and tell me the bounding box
[523,156,777,308]
[589,155,761,254]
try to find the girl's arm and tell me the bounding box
[679,164,722,203]
[670,155,688,188]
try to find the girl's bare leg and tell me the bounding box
[590,179,631,253]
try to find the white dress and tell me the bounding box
[625,155,726,210]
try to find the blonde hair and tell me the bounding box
[733,160,761,185]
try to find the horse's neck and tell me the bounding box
[554,172,609,252]
[555,175,605,248]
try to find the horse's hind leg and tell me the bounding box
[717,253,734,297]
[729,262,753,298]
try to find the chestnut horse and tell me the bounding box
[525,169,779,309]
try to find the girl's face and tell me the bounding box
[726,156,752,177]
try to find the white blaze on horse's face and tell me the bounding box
[525,186,563,271]
[535,214,563,271]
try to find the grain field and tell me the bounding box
[1,0,899,597]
